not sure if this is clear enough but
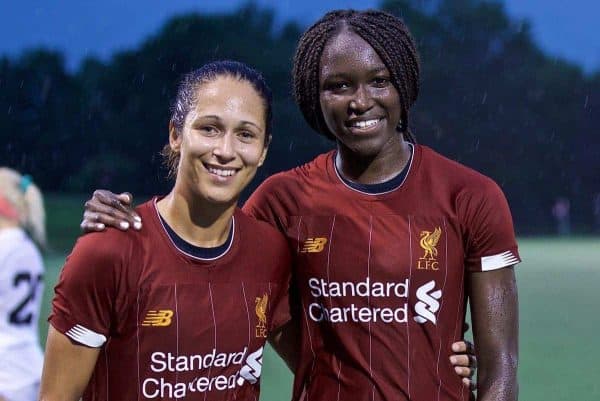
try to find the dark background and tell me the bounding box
[1,0,599,234]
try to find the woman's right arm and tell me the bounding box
[43,227,124,400]
[81,190,142,232]
[39,325,100,401]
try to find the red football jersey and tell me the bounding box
[50,198,291,400]
[243,144,520,401]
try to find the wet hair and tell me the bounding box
[0,167,46,250]
[292,9,420,143]
[162,60,273,178]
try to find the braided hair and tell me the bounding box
[292,9,420,143]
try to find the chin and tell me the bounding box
[342,138,387,158]
[188,185,236,206]
[204,192,239,205]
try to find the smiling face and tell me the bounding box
[170,75,269,206]
[319,28,403,159]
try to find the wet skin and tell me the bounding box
[160,76,269,247]
[319,28,411,185]
[78,55,481,387]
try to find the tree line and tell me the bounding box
[1,0,598,234]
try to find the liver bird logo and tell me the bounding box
[420,227,442,260]
[255,293,268,337]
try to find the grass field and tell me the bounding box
[38,195,600,400]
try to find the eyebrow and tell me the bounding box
[240,120,262,130]
[322,66,389,79]
[370,67,389,74]
[193,115,262,130]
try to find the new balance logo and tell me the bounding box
[141,310,174,327]
[301,237,328,253]
[414,281,442,324]
[237,347,264,385]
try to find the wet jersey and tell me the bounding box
[243,144,520,401]
[50,198,291,400]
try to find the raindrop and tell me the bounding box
[584,95,589,109]
[482,92,487,104]
[289,141,294,151]
[7,105,11,115]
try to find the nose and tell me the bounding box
[212,133,236,162]
[348,85,373,114]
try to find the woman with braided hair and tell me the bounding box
[79,9,514,401]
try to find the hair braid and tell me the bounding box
[292,11,346,137]
[292,9,421,143]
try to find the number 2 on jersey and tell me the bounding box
[9,272,43,325]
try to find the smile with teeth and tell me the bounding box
[203,163,239,177]
[349,118,381,129]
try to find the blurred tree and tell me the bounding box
[0,50,82,190]
[1,2,598,233]
[66,6,330,196]
[382,0,599,233]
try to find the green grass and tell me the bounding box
[45,193,89,253]
[39,197,600,400]
[515,238,600,399]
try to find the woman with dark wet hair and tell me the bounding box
[40,61,292,401]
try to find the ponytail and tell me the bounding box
[0,168,47,250]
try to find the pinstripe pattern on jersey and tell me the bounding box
[407,216,413,400]
[436,218,449,401]
[366,216,374,401]
[174,284,180,401]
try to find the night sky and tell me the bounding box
[1,0,598,73]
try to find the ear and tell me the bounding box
[258,134,271,167]
[169,121,182,151]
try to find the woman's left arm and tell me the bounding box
[469,267,518,401]
[39,325,101,401]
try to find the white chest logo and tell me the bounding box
[237,347,263,385]
[414,280,442,324]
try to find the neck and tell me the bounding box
[156,189,236,248]
[335,135,411,185]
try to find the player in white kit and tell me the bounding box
[0,168,46,401]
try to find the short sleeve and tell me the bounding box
[244,184,276,224]
[459,179,521,272]
[243,174,291,233]
[49,231,127,347]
